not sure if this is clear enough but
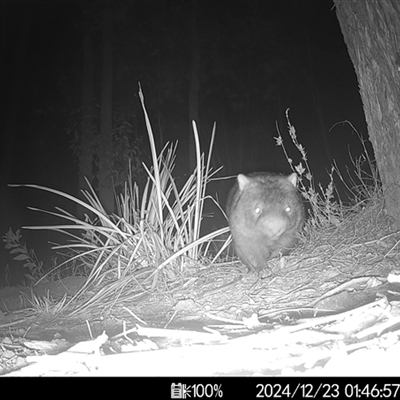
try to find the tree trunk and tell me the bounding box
[188,0,201,172]
[98,3,114,214]
[78,2,95,218]
[334,0,400,226]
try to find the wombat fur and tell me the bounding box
[226,172,305,271]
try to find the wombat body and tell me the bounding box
[226,172,305,271]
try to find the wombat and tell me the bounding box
[226,172,305,271]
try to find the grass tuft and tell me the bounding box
[8,87,224,315]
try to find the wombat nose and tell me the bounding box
[260,215,288,239]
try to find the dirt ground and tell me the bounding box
[2,264,400,376]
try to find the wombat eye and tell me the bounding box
[285,206,292,213]
[255,206,262,215]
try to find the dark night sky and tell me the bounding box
[0,0,368,285]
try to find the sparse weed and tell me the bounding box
[330,120,380,205]
[275,110,379,231]
[2,228,45,285]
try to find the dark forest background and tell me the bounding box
[0,0,368,285]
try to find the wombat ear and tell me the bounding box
[287,173,298,187]
[237,174,251,191]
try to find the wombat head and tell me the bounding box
[226,172,305,268]
[237,172,302,223]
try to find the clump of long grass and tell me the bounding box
[10,87,226,314]
[25,290,68,318]
[271,114,397,308]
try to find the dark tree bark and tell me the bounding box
[334,0,400,226]
[78,2,95,217]
[98,3,114,213]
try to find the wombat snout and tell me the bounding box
[258,213,289,239]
